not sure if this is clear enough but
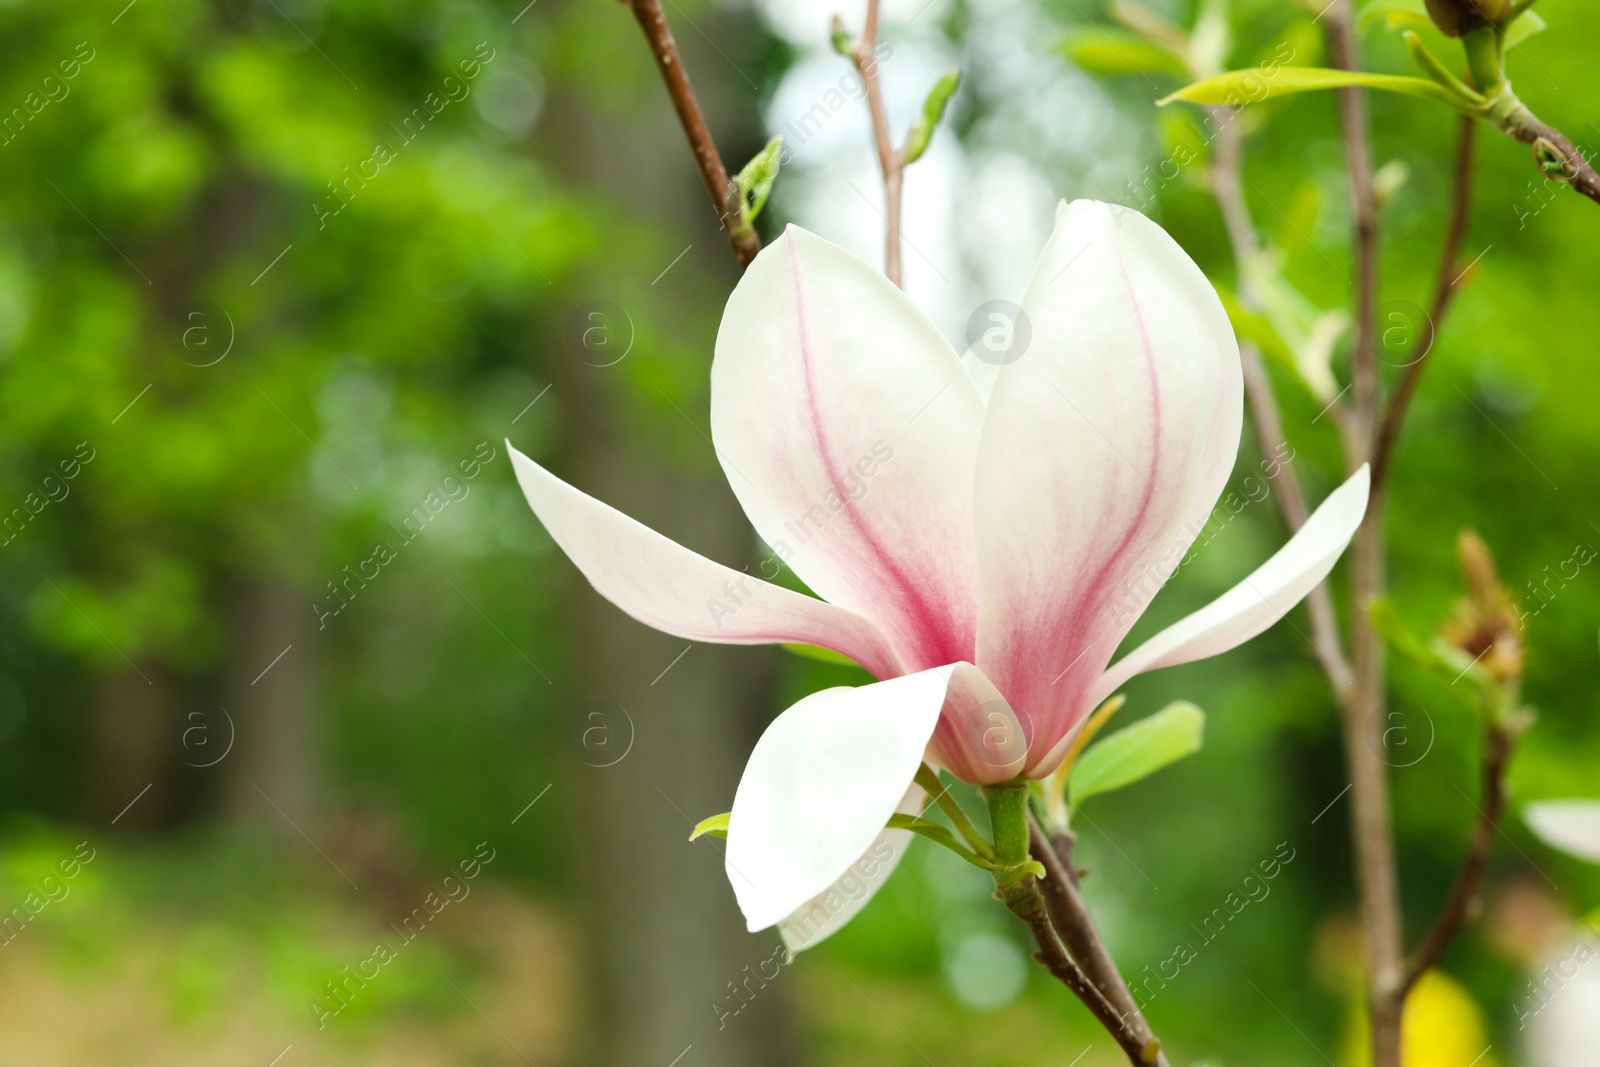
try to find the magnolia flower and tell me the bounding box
[510,200,1368,950]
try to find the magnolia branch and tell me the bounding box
[1211,117,1353,693]
[1325,4,1406,1063]
[1029,819,1169,1067]
[1492,97,1600,207]
[1373,115,1477,491]
[623,0,761,268]
[845,0,904,286]
[1404,723,1516,990]
[1005,886,1158,1066]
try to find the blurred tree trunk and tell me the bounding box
[220,575,318,826]
[539,7,797,1066]
[91,662,174,826]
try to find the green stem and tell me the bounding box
[915,764,997,860]
[1462,24,1505,95]
[886,814,994,869]
[982,779,1031,882]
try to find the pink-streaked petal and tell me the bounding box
[778,784,924,953]
[726,669,951,933]
[1086,464,1370,715]
[925,662,1029,785]
[711,225,985,673]
[973,200,1242,770]
[508,443,903,679]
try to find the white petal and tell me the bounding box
[973,200,1242,769]
[1525,800,1600,864]
[778,785,923,953]
[711,226,985,673]
[726,669,951,933]
[1089,465,1370,710]
[508,444,903,679]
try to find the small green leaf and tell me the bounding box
[1403,31,1487,106]
[1061,32,1189,78]
[1368,599,1455,680]
[829,14,855,56]
[1503,9,1547,50]
[1069,701,1204,805]
[782,642,860,667]
[1357,0,1432,33]
[902,70,962,165]
[1160,67,1471,110]
[690,813,730,841]
[733,136,783,229]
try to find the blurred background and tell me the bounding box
[0,0,1596,1064]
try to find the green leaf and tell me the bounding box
[1160,67,1470,110]
[1504,9,1547,50]
[1368,600,1491,715]
[1357,0,1432,33]
[1368,599,1455,679]
[829,14,854,56]
[689,812,730,841]
[733,136,783,229]
[1069,701,1205,805]
[1403,31,1487,106]
[1061,32,1189,78]
[782,642,860,667]
[902,70,963,165]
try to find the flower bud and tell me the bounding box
[1439,529,1525,685]
[1424,0,1511,37]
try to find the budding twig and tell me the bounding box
[1324,6,1407,1066]
[843,0,904,286]
[1373,115,1476,492]
[1403,721,1517,989]
[622,0,761,268]
[1211,117,1353,694]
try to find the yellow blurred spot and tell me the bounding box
[1343,971,1498,1067]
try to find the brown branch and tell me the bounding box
[847,0,904,286]
[624,0,761,269]
[1211,116,1353,694]
[1496,103,1600,207]
[1324,4,1405,1065]
[1003,884,1158,1065]
[1373,115,1476,493]
[1029,819,1169,1067]
[1403,723,1516,991]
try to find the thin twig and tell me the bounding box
[1373,115,1477,492]
[1211,116,1353,693]
[1403,723,1515,991]
[1324,4,1405,1064]
[1494,102,1600,206]
[848,0,904,286]
[1029,819,1169,1067]
[623,0,761,268]
[1003,885,1157,1065]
